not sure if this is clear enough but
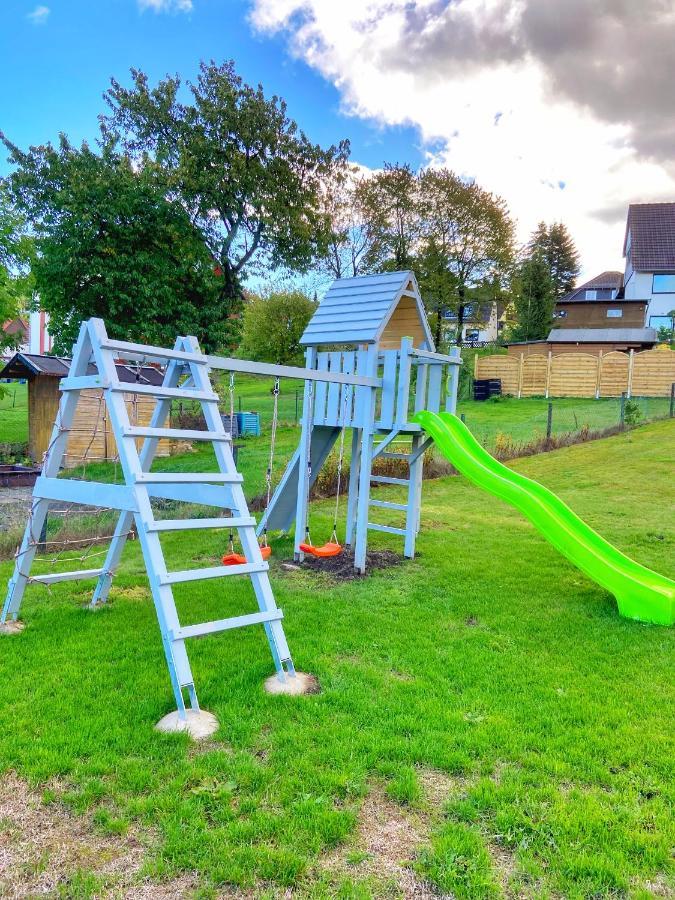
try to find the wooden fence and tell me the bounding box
[475,348,675,398]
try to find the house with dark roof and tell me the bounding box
[623,202,675,329]
[553,271,649,328]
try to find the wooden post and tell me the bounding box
[473,353,479,379]
[627,349,635,398]
[294,347,316,559]
[545,350,552,399]
[517,353,524,399]
[595,351,603,400]
[353,347,378,574]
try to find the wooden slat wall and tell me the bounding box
[474,356,520,394]
[520,354,548,396]
[379,296,428,350]
[477,348,675,398]
[63,389,170,468]
[549,354,598,397]
[598,352,629,397]
[631,349,675,396]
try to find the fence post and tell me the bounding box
[670,382,674,418]
[517,353,524,399]
[546,401,553,440]
[545,351,552,399]
[627,349,635,398]
[595,350,603,400]
[620,392,626,427]
[460,413,466,423]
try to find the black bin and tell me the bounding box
[473,378,502,401]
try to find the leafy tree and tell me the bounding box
[357,163,420,271]
[319,163,383,280]
[508,252,555,342]
[239,291,317,365]
[417,169,515,346]
[102,60,348,306]
[2,138,228,353]
[528,221,580,300]
[0,183,34,352]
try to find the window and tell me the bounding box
[465,329,479,342]
[653,274,675,293]
[607,309,623,318]
[585,289,597,300]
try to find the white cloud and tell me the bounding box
[138,0,193,12]
[27,5,50,25]
[249,0,675,278]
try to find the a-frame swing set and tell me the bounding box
[1,271,460,735]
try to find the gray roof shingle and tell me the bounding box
[0,352,164,384]
[558,270,624,303]
[547,327,657,343]
[623,202,675,272]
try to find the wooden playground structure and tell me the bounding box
[1,271,460,735]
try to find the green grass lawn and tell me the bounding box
[0,420,673,898]
[0,380,28,445]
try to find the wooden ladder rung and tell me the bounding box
[147,516,255,532]
[370,475,409,486]
[110,383,218,402]
[160,562,268,584]
[367,523,406,536]
[135,472,243,484]
[171,609,283,641]
[29,568,105,584]
[369,499,407,511]
[124,426,231,442]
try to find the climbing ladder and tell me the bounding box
[1,318,295,719]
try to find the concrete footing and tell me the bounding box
[155,709,219,740]
[264,671,320,696]
[0,620,25,635]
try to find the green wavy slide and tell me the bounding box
[413,410,675,626]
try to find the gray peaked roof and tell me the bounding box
[623,202,675,272]
[0,352,164,384]
[300,271,434,348]
[558,271,625,303]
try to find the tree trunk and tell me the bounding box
[456,284,466,346]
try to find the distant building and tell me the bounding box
[623,202,675,331]
[1,310,52,359]
[442,301,505,344]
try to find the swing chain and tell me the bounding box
[331,384,349,543]
[263,376,281,548]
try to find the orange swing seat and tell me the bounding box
[222,544,272,566]
[298,541,343,558]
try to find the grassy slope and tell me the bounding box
[0,420,673,897]
[0,380,28,444]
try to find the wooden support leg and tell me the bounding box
[1,498,50,624]
[404,434,424,557]
[345,428,361,548]
[353,430,374,574]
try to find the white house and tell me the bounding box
[623,202,675,329]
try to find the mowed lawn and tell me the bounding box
[0,380,28,445]
[0,420,673,898]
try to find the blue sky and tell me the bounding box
[2,1,674,277]
[0,0,422,177]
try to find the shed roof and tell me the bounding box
[547,327,657,343]
[0,352,164,384]
[300,271,434,348]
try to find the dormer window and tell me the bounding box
[585,290,597,300]
[653,274,675,293]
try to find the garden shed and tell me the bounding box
[0,353,170,467]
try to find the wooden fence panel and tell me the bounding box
[549,354,599,397]
[598,351,629,397]
[65,390,170,468]
[475,355,520,394]
[631,348,675,397]
[477,347,674,398]
[520,354,548,396]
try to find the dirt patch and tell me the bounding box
[0,773,147,897]
[287,548,402,580]
[317,770,460,898]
